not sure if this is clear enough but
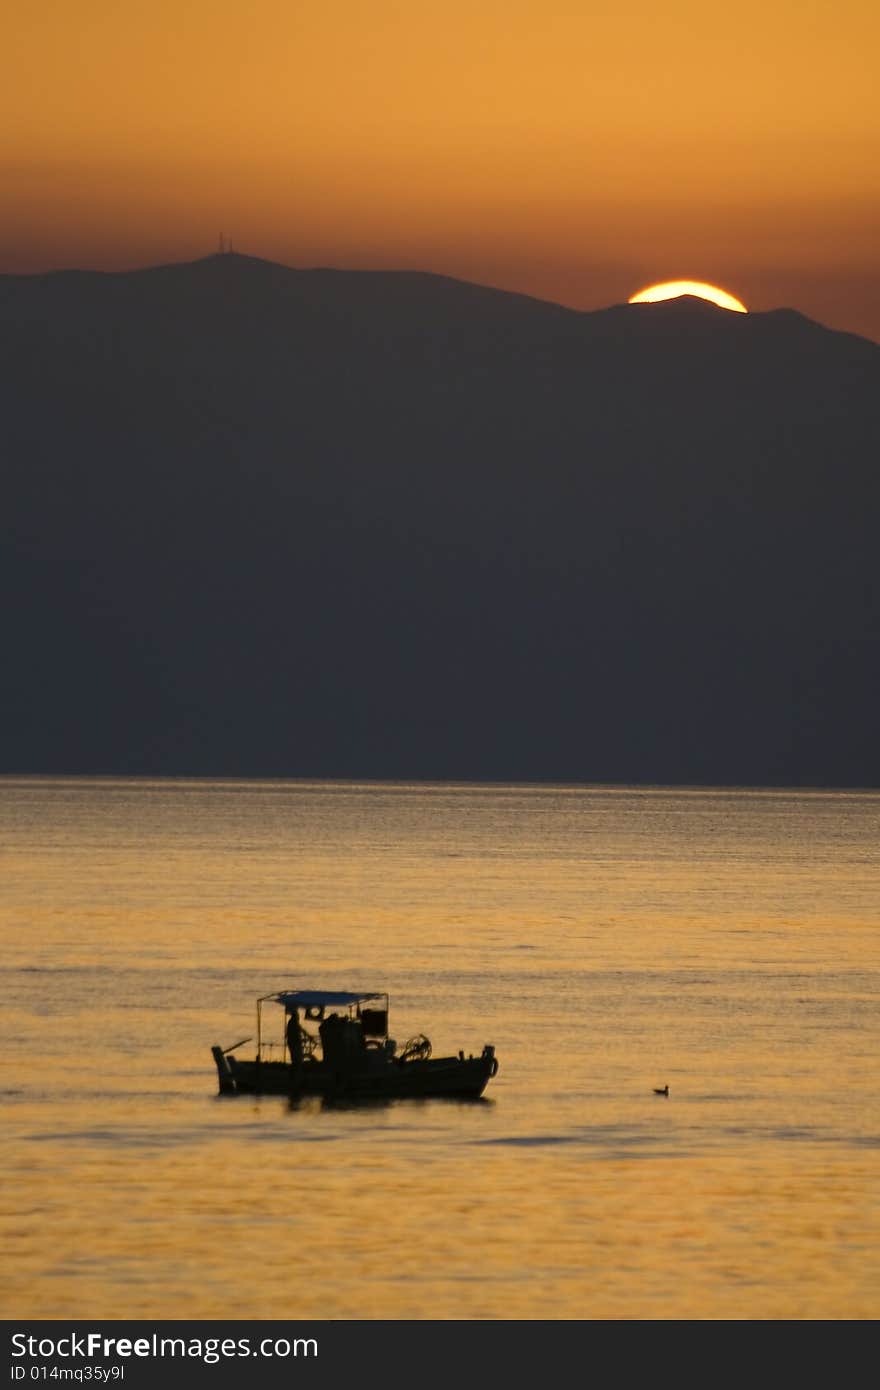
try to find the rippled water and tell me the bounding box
[1,778,878,1319]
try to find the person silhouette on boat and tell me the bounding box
[286,1008,304,1091]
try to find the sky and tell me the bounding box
[3,0,878,341]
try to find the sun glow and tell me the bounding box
[628,280,748,313]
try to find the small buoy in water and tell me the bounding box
[653,1084,669,1096]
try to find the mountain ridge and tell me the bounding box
[2,254,878,785]
[4,251,877,349]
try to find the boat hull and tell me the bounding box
[214,1048,498,1099]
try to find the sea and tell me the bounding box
[1,777,878,1321]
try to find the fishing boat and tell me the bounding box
[212,989,499,1100]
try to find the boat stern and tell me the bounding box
[212,1044,237,1095]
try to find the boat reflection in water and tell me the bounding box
[212,989,499,1100]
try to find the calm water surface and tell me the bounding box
[1,778,878,1319]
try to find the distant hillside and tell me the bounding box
[2,254,878,785]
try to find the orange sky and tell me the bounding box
[3,0,878,339]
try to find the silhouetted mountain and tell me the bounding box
[2,254,878,785]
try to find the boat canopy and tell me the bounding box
[270,989,385,1011]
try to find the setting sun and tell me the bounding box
[628,280,748,313]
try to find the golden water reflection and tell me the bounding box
[1,779,878,1319]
